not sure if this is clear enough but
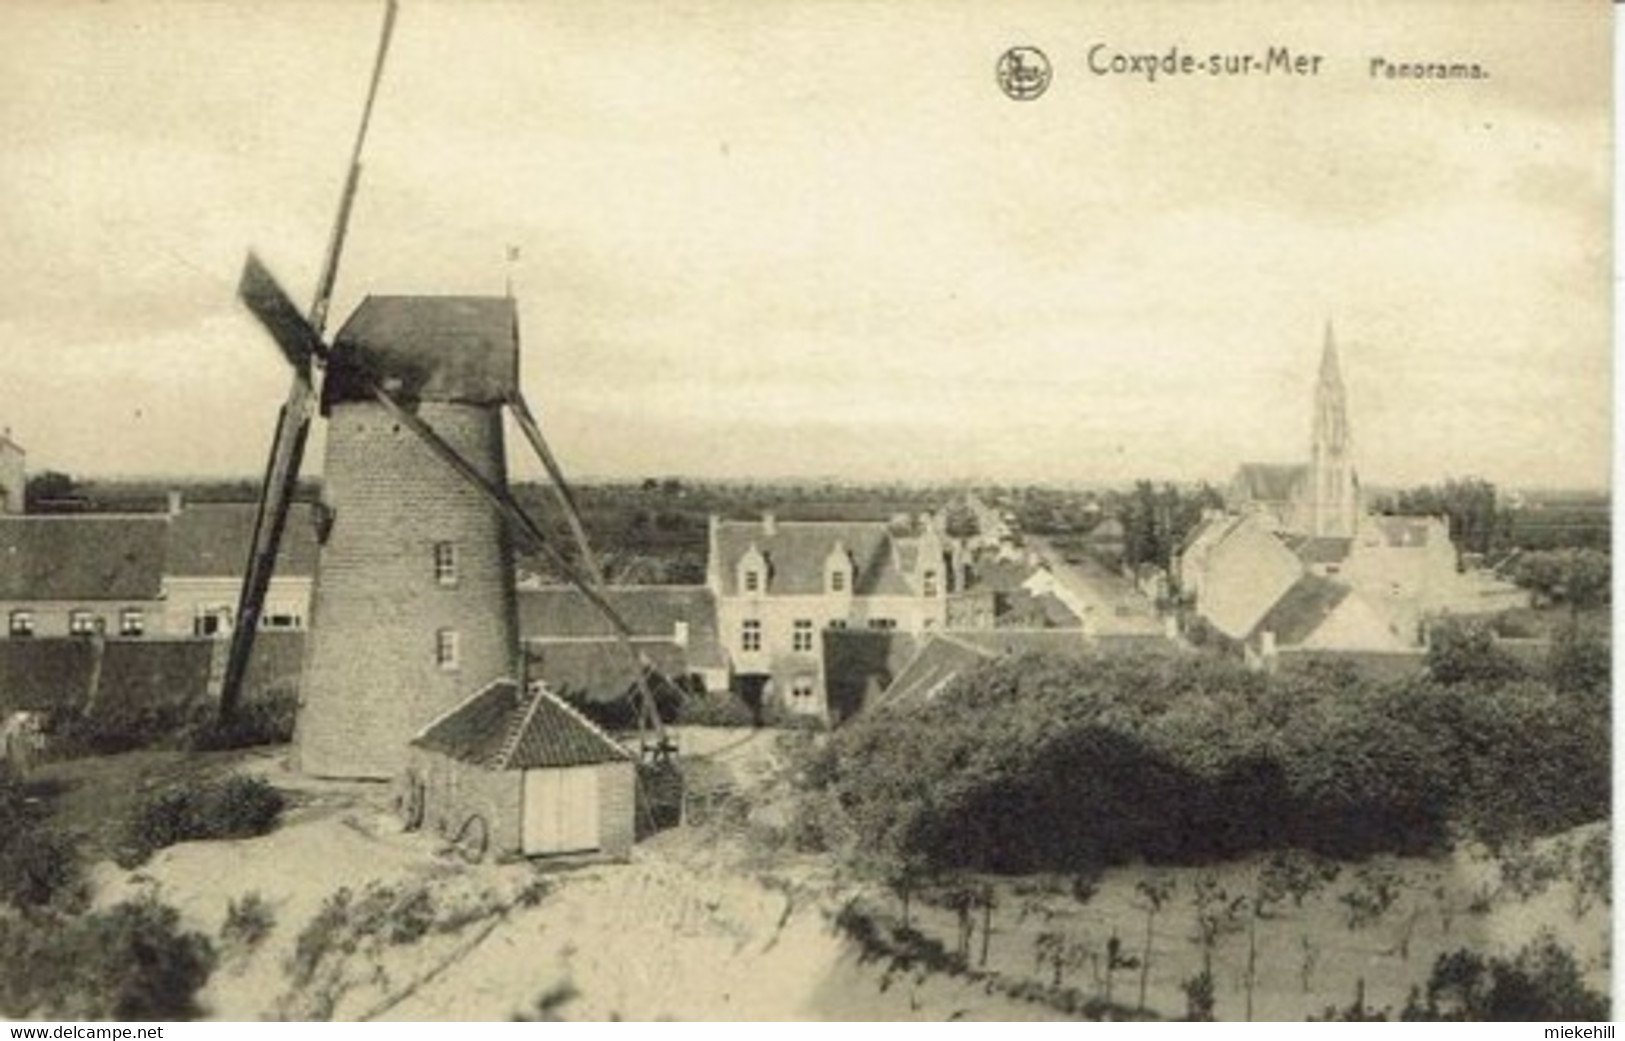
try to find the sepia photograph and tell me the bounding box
[0,0,1612,1024]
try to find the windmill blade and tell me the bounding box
[509,393,603,583]
[219,0,398,724]
[239,253,330,373]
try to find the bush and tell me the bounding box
[221,891,275,951]
[119,774,286,868]
[804,652,1607,875]
[0,896,217,1020]
[187,688,299,751]
[1406,932,1608,1020]
[0,765,84,911]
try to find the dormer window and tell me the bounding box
[829,569,845,593]
[738,545,769,596]
[824,541,853,595]
[923,570,939,597]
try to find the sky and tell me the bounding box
[0,0,1611,489]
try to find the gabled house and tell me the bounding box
[706,512,954,718]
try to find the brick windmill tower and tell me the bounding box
[295,298,523,777]
[219,1,672,780]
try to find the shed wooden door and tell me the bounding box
[522,766,600,856]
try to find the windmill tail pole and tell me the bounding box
[510,392,672,756]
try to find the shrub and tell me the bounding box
[187,688,299,751]
[1406,932,1608,1020]
[0,824,85,911]
[0,765,85,911]
[119,774,286,868]
[803,652,1608,875]
[221,891,275,951]
[0,896,216,1020]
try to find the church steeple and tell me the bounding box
[1313,320,1350,453]
[1308,321,1357,537]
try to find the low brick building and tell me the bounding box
[404,678,635,861]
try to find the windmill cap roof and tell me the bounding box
[327,295,518,405]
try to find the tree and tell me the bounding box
[24,470,76,512]
[1389,477,1506,556]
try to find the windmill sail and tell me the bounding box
[218,0,398,723]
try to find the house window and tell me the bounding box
[262,609,303,631]
[790,676,816,700]
[119,608,145,638]
[8,610,33,638]
[69,610,99,636]
[826,619,847,631]
[792,619,814,653]
[923,570,939,596]
[433,542,458,586]
[194,606,232,638]
[435,628,460,670]
[829,569,846,593]
[741,619,762,653]
[868,618,897,631]
[743,569,760,593]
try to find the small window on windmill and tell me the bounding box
[435,628,460,670]
[433,542,458,586]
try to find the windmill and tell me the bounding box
[222,0,674,779]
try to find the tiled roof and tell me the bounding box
[520,585,718,648]
[964,558,1037,593]
[874,634,992,710]
[820,629,921,720]
[166,502,319,577]
[412,678,632,770]
[713,520,916,596]
[1280,534,1354,565]
[1250,574,1352,647]
[1231,463,1308,505]
[524,640,691,702]
[0,516,167,600]
[327,296,518,406]
[997,589,1082,628]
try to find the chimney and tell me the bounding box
[167,489,184,516]
[762,511,777,537]
[1260,629,1277,659]
[673,620,690,648]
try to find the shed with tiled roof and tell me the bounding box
[403,678,636,861]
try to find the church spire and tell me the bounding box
[1313,320,1350,454]
[1306,320,1357,537]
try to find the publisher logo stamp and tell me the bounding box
[997,46,1052,100]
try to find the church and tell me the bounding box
[1177,324,1493,670]
[1228,322,1360,541]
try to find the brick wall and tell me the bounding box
[298,401,520,778]
[408,747,522,857]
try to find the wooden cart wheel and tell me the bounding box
[452,813,489,863]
